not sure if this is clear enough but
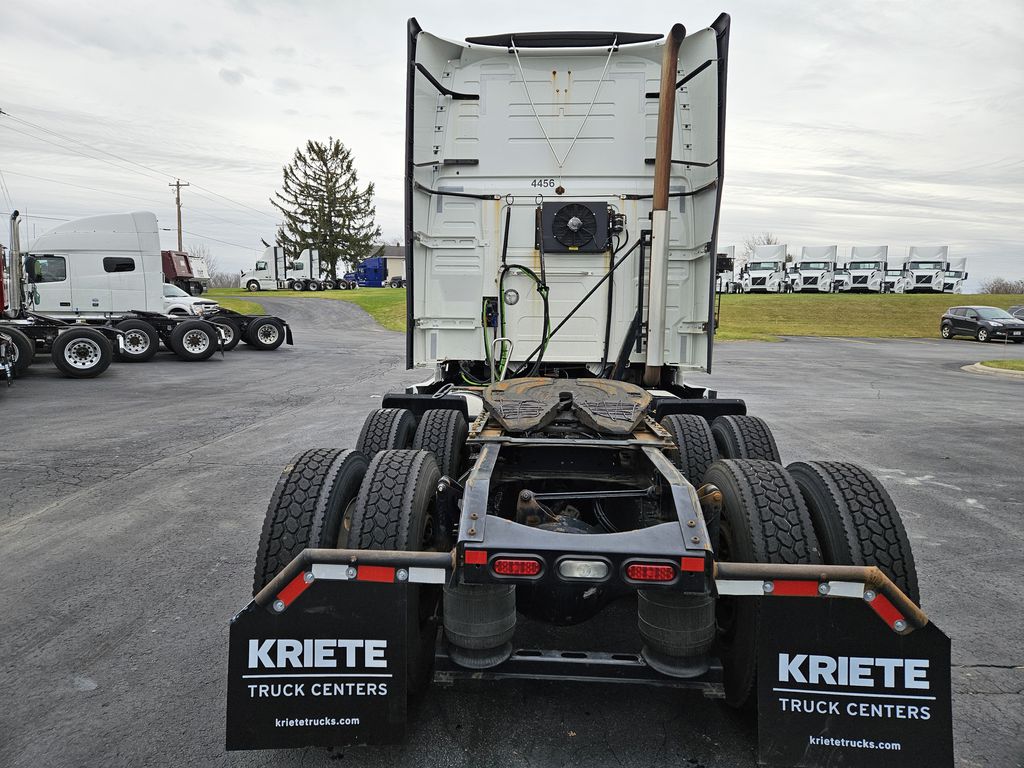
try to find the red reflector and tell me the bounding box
[868,592,906,630]
[356,565,395,583]
[464,549,488,565]
[680,556,705,573]
[626,563,676,582]
[492,558,542,576]
[771,580,820,597]
[276,571,312,608]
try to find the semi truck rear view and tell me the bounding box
[225,17,954,767]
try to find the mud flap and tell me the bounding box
[226,579,408,750]
[756,599,952,767]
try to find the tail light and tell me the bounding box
[625,562,676,582]
[492,558,542,577]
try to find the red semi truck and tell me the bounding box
[162,249,210,295]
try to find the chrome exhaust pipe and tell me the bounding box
[5,211,22,318]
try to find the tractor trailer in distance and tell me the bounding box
[225,16,953,768]
[906,246,949,293]
[241,247,326,291]
[161,249,210,295]
[740,244,787,293]
[843,246,888,293]
[943,256,968,293]
[792,245,836,293]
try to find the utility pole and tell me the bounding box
[169,179,190,251]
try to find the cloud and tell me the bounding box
[272,77,303,96]
[219,68,246,86]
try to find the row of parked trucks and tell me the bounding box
[719,245,967,294]
[241,252,404,291]
[1,210,292,381]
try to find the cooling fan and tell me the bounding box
[541,201,608,253]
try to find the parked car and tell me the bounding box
[940,305,1024,342]
[1008,305,1024,320]
[164,282,219,316]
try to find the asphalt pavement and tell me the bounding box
[1,298,1021,768]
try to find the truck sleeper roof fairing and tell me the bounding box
[405,16,730,381]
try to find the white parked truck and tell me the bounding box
[11,211,291,362]
[844,246,888,292]
[943,256,968,293]
[741,244,787,293]
[906,246,949,292]
[241,246,323,291]
[792,246,836,292]
[882,257,913,293]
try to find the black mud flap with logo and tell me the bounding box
[756,599,952,767]
[226,580,408,750]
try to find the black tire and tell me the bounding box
[2,326,36,375]
[308,280,320,292]
[787,461,920,605]
[114,319,159,362]
[168,320,217,361]
[253,449,368,595]
[660,414,720,486]
[356,408,417,457]
[51,328,113,378]
[412,409,468,478]
[711,415,781,463]
[349,449,441,693]
[940,323,953,339]
[293,280,305,292]
[246,280,260,292]
[704,459,821,708]
[322,279,335,290]
[209,316,241,351]
[976,327,990,342]
[244,317,286,350]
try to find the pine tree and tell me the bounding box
[270,138,381,279]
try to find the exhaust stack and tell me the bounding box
[4,211,23,318]
[643,24,686,387]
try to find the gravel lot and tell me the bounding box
[2,297,1021,768]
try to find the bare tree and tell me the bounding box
[979,277,1024,294]
[187,242,218,275]
[741,232,780,266]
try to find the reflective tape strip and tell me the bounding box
[828,581,866,598]
[868,591,905,629]
[716,579,867,599]
[311,564,351,581]
[408,567,446,584]
[357,565,395,583]
[716,579,765,596]
[277,571,312,607]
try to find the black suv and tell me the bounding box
[940,306,1024,342]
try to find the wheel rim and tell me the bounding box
[941,326,950,338]
[217,324,234,344]
[183,329,211,353]
[257,324,279,344]
[124,330,150,354]
[64,338,102,369]
[979,329,988,341]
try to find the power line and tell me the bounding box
[162,227,258,252]
[0,211,70,222]
[0,108,280,223]
[0,169,13,211]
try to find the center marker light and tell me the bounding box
[558,559,610,580]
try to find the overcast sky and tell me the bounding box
[2,0,1022,288]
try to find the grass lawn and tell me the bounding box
[979,359,1024,371]
[715,293,1024,341]
[207,288,1024,342]
[211,296,264,314]
[207,287,406,332]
